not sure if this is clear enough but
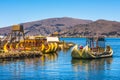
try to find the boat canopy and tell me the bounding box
[86,36,105,48]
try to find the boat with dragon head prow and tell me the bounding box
[71,36,113,59]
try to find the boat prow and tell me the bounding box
[71,45,82,59]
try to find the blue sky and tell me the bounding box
[0,0,120,28]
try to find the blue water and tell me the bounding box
[0,38,120,80]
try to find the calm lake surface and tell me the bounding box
[0,38,120,80]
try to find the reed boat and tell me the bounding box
[0,24,60,54]
[3,36,58,53]
[71,36,113,59]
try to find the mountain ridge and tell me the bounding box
[0,17,92,36]
[0,17,120,37]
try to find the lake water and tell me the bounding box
[0,38,120,80]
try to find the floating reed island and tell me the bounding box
[0,24,74,60]
[0,51,42,59]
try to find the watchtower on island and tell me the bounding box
[10,24,25,42]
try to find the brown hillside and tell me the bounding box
[59,19,120,37]
[0,17,92,36]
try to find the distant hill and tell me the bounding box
[59,19,120,37]
[0,17,120,37]
[0,17,92,36]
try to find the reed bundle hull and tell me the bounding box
[71,45,113,59]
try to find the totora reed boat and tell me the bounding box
[71,36,113,59]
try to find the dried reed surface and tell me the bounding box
[0,51,42,59]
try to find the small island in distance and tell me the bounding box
[0,17,120,37]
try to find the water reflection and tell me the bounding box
[0,53,59,80]
[40,53,58,63]
[71,58,113,72]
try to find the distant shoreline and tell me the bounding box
[60,36,120,38]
